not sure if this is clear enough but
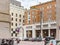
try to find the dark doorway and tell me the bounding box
[43,30,48,38]
[36,30,41,38]
[50,29,56,38]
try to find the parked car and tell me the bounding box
[24,38,29,41]
[31,37,42,41]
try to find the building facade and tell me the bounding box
[0,0,11,39]
[56,0,60,40]
[24,0,56,39]
[10,0,25,40]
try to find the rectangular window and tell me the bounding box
[12,13,13,16]
[16,18,17,21]
[19,14,21,17]
[11,33,13,36]
[15,23,17,26]
[15,33,17,37]
[12,23,13,26]
[19,19,21,22]
[23,20,24,23]
[16,13,17,17]
[11,18,13,21]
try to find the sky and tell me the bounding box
[17,0,52,9]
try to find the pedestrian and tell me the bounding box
[17,40,20,45]
[4,42,8,45]
[14,39,17,45]
[9,39,14,45]
[1,39,5,45]
[14,38,20,45]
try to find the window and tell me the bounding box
[11,18,13,21]
[16,18,17,21]
[12,23,13,26]
[48,15,52,22]
[19,19,21,22]
[15,33,17,37]
[12,13,13,16]
[11,28,13,31]
[23,20,24,23]
[11,33,13,36]
[15,23,17,26]
[16,13,17,17]
[19,14,21,17]
[49,4,52,8]
[13,31,15,33]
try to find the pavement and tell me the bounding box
[19,41,45,45]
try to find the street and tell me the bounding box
[19,41,45,45]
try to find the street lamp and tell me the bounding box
[40,11,43,38]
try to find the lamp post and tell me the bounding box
[40,11,43,38]
[48,14,51,37]
[31,8,43,38]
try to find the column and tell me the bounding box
[48,29,50,37]
[24,29,27,39]
[32,30,36,38]
[48,22,50,37]
[41,23,43,38]
[41,30,43,38]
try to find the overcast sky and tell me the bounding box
[17,0,51,9]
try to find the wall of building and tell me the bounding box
[24,0,56,25]
[30,0,56,24]
[24,0,56,39]
[0,0,11,39]
[56,0,60,40]
[10,0,25,40]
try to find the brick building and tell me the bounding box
[24,0,56,39]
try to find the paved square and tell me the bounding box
[19,41,45,45]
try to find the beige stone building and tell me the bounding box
[0,0,11,39]
[10,0,25,40]
[56,0,60,40]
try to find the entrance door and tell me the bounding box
[43,30,48,38]
[50,29,56,38]
[26,30,32,38]
[36,30,41,38]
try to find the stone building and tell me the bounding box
[10,0,25,40]
[0,0,11,39]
